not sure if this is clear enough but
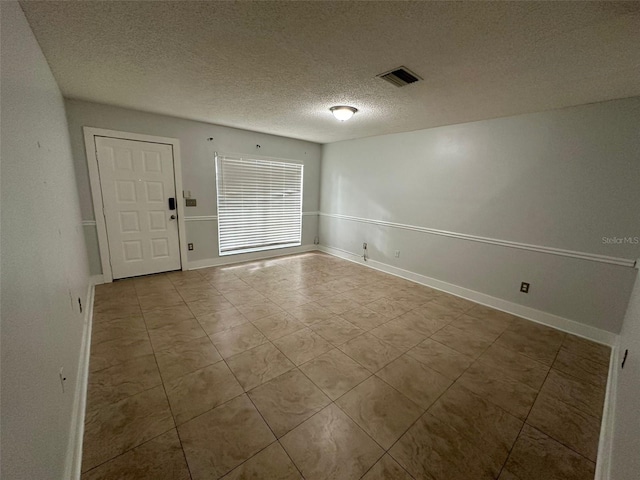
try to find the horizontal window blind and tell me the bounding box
[215,154,303,256]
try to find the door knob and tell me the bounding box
[170,214,176,220]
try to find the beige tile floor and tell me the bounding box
[82,252,610,480]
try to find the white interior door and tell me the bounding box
[95,136,181,279]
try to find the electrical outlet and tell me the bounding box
[363,242,367,249]
[394,250,400,258]
[313,236,319,245]
[520,282,530,293]
[188,243,194,251]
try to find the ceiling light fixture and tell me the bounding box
[330,106,358,121]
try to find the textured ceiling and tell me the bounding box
[20,1,640,144]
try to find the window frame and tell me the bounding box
[214,152,304,257]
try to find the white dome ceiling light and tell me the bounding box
[330,106,358,122]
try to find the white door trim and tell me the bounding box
[83,127,188,283]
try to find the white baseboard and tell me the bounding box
[319,244,617,346]
[595,345,620,480]
[64,281,95,479]
[90,246,320,282]
[187,244,319,270]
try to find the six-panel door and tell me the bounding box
[96,136,181,279]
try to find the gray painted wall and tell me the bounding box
[320,98,640,333]
[610,270,640,479]
[0,2,91,478]
[65,99,322,273]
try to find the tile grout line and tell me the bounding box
[150,268,253,480]
[241,372,308,479]
[382,307,522,477]
[521,365,604,464]
[82,309,173,478]
[245,255,540,474]
[383,327,477,475]
[91,258,332,470]
[283,302,457,476]
[91,283,444,476]
[89,253,605,479]
[495,334,572,479]
[448,310,533,477]
[142,270,207,480]
[486,321,607,469]
[219,351,284,478]
[82,280,180,476]
[143,290,196,480]
[260,338,387,477]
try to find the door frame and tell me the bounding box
[83,127,188,283]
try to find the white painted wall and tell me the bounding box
[609,270,640,479]
[1,2,91,479]
[320,98,640,334]
[65,100,322,274]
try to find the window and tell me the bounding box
[215,153,303,256]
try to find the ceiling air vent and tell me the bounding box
[377,66,422,87]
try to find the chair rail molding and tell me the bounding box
[319,212,636,268]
